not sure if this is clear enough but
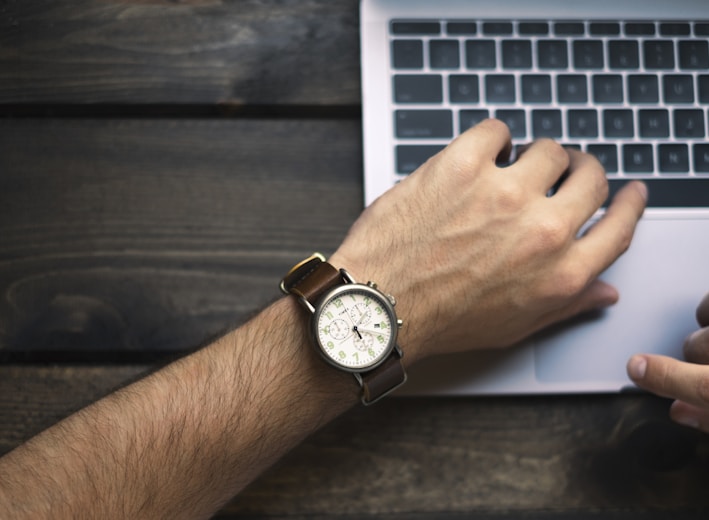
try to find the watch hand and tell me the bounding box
[352,325,363,340]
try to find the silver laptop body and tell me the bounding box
[360,0,709,395]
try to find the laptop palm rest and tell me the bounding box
[400,214,709,396]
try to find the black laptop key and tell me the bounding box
[608,40,639,69]
[485,75,516,103]
[699,75,709,103]
[446,22,477,35]
[555,22,584,35]
[628,75,659,103]
[393,75,443,103]
[593,75,623,103]
[695,143,709,173]
[392,40,423,69]
[502,40,533,69]
[483,21,513,35]
[465,40,496,69]
[639,109,670,138]
[557,75,588,103]
[607,178,709,207]
[644,41,675,69]
[396,145,446,174]
[604,109,634,138]
[519,22,549,35]
[659,144,690,173]
[674,109,706,138]
[496,109,526,138]
[568,109,599,138]
[573,40,604,69]
[625,22,655,36]
[590,22,620,36]
[660,22,691,36]
[430,40,460,69]
[522,75,552,103]
[537,40,569,69]
[696,23,709,36]
[679,40,709,70]
[623,144,654,173]
[532,109,562,138]
[449,75,479,103]
[664,75,695,103]
[395,110,452,138]
[391,21,440,35]
[587,144,618,173]
[460,109,490,131]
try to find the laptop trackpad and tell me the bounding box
[534,215,709,384]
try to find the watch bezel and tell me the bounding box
[310,283,399,373]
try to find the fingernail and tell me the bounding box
[670,401,701,429]
[627,355,647,380]
[674,414,700,430]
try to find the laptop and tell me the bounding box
[360,0,709,395]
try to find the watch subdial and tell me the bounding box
[350,303,372,326]
[353,332,374,352]
[328,319,350,340]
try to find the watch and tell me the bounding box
[280,253,407,405]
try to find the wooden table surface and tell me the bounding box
[2,1,709,518]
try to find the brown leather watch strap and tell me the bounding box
[280,254,342,306]
[360,351,407,405]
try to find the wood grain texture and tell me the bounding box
[3,1,709,518]
[2,365,709,518]
[0,0,361,105]
[0,118,363,353]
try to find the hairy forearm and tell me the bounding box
[0,298,358,519]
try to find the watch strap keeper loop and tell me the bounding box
[280,253,342,306]
[357,347,407,405]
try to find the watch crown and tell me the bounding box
[387,294,396,306]
[367,281,377,289]
[397,319,403,328]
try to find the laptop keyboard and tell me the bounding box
[390,19,709,206]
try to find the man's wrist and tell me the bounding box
[268,297,361,407]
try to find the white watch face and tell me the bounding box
[314,285,396,370]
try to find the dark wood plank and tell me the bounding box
[228,395,709,517]
[0,118,363,354]
[0,364,149,450]
[0,0,361,106]
[2,365,708,517]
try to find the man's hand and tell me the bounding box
[628,292,709,433]
[332,119,648,364]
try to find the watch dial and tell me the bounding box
[316,287,395,370]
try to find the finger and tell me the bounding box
[551,149,609,229]
[697,292,709,327]
[627,354,709,409]
[572,180,647,276]
[669,400,709,432]
[531,279,619,333]
[683,327,709,364]
[443,118,513,171]
[509,138,570,193]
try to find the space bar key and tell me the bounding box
[606,178,709,208]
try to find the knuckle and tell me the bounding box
[540,139,570,170]
[485,117,513,139]
[533,215,572,251]
[491,180,527,212]
[552,263,590,298]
